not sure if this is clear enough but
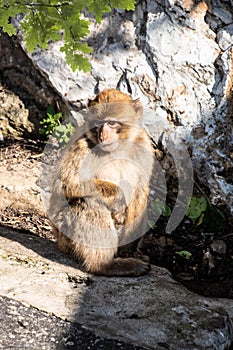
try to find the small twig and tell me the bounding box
[30,153,43,158]
[14,1,72,9]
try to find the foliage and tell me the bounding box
[151,200,172,217]
[148,200,171,229]
[149,195,226,232]
[185,196,226,230]
[39,106,75,144]
[186,196,207,224]
[175,250,192,260]
[0,0,135,72]
[39,106,62,136]
[54,122,75,144]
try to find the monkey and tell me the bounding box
[48,88,154,276]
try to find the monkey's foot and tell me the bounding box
[133,250,150,263]
[104,257,151,277]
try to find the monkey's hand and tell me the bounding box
[94,179,126,214]
[77,179,126,213]
[111,211,126,229]
[95,179,127,229]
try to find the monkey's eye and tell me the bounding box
[107,121,119,128]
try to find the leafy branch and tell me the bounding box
[39,105,75,144]
[0,0,136,72]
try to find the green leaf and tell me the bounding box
[39,128,48,136]
[53,112,63,121]
[176,250,192,260]
[196,212,205,227]
[66,122,75,134]
[0,0,136,72]
[55,125,66,132]
[162,203,172,217]
[0,21,16,36]
[87,0,111,23]
[152,201,163,215]
[21,12,61,52]
[54,121,75,144]
[86,0,135,22]
[39,105,63,137]
[0,6,20,36]
[110,0,135,10]
[152,201,171,217]
[46,105,56,116]
[186,196,207,222]
[61,44,91,72]
[63,16,90,39]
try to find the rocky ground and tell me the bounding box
[0,295,146,350]
[1,138,232,299]
[0,138,233,349]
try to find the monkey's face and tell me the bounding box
[94,120,122,152]
[86,101,143,153]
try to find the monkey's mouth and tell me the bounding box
[98,141,119,152]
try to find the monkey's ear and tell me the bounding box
[133,98,143,119]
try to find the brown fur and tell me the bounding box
[89,88,133,105]
[48,89,154,276]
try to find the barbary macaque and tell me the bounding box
[48,89,154,276]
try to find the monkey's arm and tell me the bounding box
[64,178,126,213]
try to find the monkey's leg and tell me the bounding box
[86,255,151,277]
[52,225,73,254]
[72,228,150,277]
[77,244,150,276]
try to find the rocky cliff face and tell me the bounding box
[1,0,233,217]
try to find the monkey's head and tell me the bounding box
[87,89,143,153]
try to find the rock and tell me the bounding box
[210,240,227,255]
[0,296,145,350]
[0,84,33,139]
[217,24,233,51]
[0,142,41,212]
[0,2,233,347]
[0,226,232,350]
[8,0,231,218]
[0,32,67,139]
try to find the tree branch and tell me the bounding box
[14,1,72,8]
